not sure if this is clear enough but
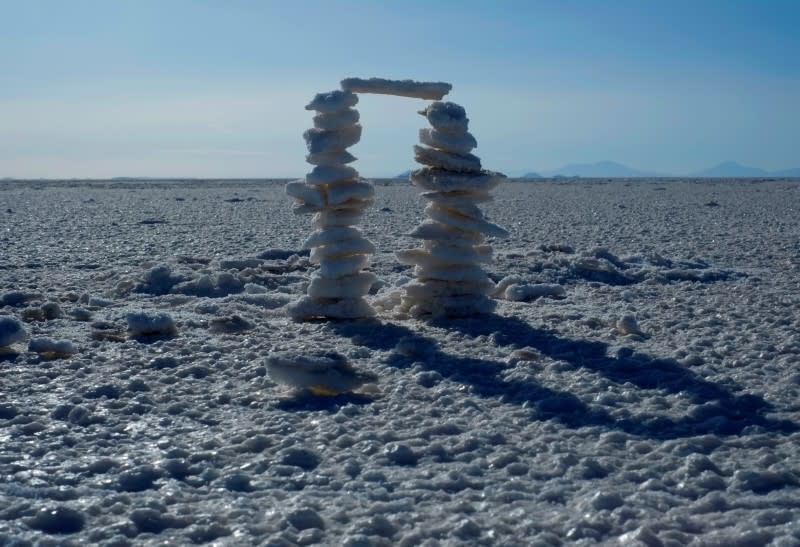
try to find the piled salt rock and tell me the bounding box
[286,90,377,319]
[398,101,508,317]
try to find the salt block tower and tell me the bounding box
[285,90,377,319]
[397,101,509,317]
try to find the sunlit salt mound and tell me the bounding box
[286,90,376,320]
[126,311,177,339]
[0,316,27,352]
[398,101,508,318]
[28,337,78,359]
[266,350,378,396]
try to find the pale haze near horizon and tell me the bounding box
[1,0,798,179]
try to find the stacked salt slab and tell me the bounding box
[397,101,509,318]
[285,90,377,319]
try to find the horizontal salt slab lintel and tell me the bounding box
[341,77,452,100]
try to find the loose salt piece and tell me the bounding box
[0,316,26,347]
[305,90,358,113]
[425,203,509,238]
[306,150,357,166]
[287,296,376,320]
[267,351,377,395]
[304,125,362,155]
[414,145,482,172]
[306,165,359,186]
[616,314,643,335]
[310,239,376,262]
[313,108,360,131]
[419,128,477,156]
[327,181,375,205]
[126,311,177,338]
[418,101,469,133]
[341,77,452,100]
[411,168,502,192]
[285,181,324,207]
[28,337,78,357]
[303,227,364,249]
[308,272,377,299]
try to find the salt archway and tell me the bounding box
[285,78,507,320]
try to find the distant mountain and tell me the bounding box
[517,160,800,179]
[772,167,800,177]
[691,162,768,178]
[541,161,664,178]
[394,170,412,179]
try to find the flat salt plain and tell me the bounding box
[1,177,799,546]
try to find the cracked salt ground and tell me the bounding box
[1,178,800,545]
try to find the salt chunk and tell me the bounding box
[313,108,359,130]
[341,77,452,100]
[126,311,177,338]
[425,203,509,238]
[305,90,358,113]
[304,125,362,155]
[327,181,375,205]
[303,227,364,249]
[306,150,357,166]
[408,221,484,245]
[414,145,482,172]
[318,254,370,279]
[287,296,376,320]
[419,127,477,155]
[418,101,469,133]
[0,316,26,347]
[414,264,491,283]
[411,168,503,192]
[267,350,377,395]
[28,337,78,357]
[306,165,359,186]
[285,181,324,206]
[310,238,376,263]
[308,272,377,298]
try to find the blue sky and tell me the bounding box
[1,0,798,178]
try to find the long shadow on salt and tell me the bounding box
[327,317,797,440]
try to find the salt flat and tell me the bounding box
[1,178,799,545]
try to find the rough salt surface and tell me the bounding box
[1,178,799,545]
